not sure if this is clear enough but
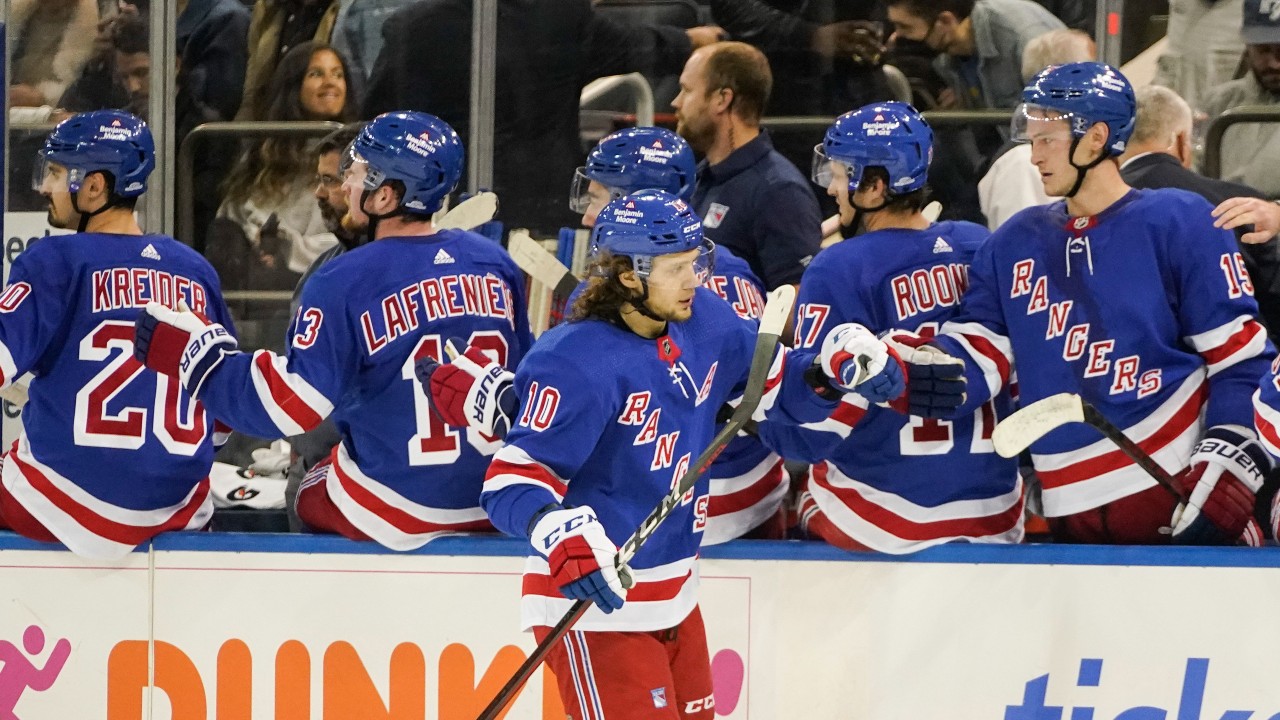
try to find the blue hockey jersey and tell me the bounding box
[195,230,533,550]
[482,288,836,632]
[0,233,234,559]
[699,247,787,544]
[931,189,1272,516]
[763,222,1022,553]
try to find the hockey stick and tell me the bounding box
[0,378,29,409]
[820,201,943,246]
[506,230,579,301]
[435,191,499,231]
[991,392,1185,501]
[476,285,797,720]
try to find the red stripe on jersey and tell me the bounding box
[332,460,493,535]
[1200,320,1264,367]
[763,353,785,395]
[523,570,690,602]
[812,463,1023,541]
[485,457,569,497]
[959,332,1011,385]
[1255,408,1280,455]
[830,401,866,429]
[254,352,324,431]
[10,450,209,545]
[1036,382,1205,489]
[709,459,785,516]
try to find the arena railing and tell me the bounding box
[1201,105,1280,181]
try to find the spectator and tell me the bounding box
[214,42,358,289]
[1156,0,1244,113]
[676,41,822,290]
[237,0,339,121]
[885,0,1064,109]
[977,28,1095,228]
[1200,0,1280,197]
[294,122,365,311]
[58,10,148,117]
[330,0,414,81]
[175,0,253,252]
[709,0,894,116]
[364,0,716,235]
[8,0,99,109]
[1119,85,1280,344]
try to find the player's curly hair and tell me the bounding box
[569,253,644,325]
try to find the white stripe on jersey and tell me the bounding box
[248,350,334,436]
[520,556,699,633]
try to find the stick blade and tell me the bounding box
[435,191,498,230]
[760,285,796,339]
[992,392,1084,458]
[922,201,943,223]
[507,230,579,299]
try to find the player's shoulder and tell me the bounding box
[1126,186,1213,218]
[989,201,1066,248]
[931,219,990,245]
[435,228,519,271]
[519,318,618,379]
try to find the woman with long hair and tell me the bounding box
[215,41,360,287]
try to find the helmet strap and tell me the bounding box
[359,187,406,242]
[1063,136,1110,199]
[630,278,668,323]
[71,189,123,233]
[843,197,889,238]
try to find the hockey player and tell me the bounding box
[430,126,787,543]
[762,102,1023,553]
[134,111,534,550]
[852,63,1274,545]
[480,189,889,719]
[0,110,236,559]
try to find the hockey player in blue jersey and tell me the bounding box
[480,190,892,719]
[0,110,237,559]
[852,63,1274,545]
[762,102,1023,553]
[134,111,534,550]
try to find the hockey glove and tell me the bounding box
[414,339,517,438]
[530,506,630,613]
[882,332,967,418]
[1170,425,1272,545]
[134,302,237,398]
[815,323,905,401]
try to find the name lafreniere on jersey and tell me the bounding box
[360,273,516,355]
[1010,259,1161,398]
[90,268,210,314]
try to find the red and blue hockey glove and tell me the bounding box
[414,339,516,438]
[882,332,967,417]
[1171,425,1272,545]
[530,506,631,613]
[816,323,905,401]
[134,302,237,398]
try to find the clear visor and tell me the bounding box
[1011,103,1076,145]
[568,169,625,214]
[32,156,79,194]
[633,239,716,290]
[811,145,857,189]
[339,141,373,187]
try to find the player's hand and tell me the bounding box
[530,506,630,613]
[1170,425,1271,545]
[882,331,967,417]
[1212,197,1280,244]
[817,323,904,401]
[134,301,237,398]
[414,339,516,439]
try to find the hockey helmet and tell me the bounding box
[343,111,463,214]
[570,127,697,213]
[35,110,155,197]
[812,101,933,195]
[1013,61,1136,157]
[590,190,715,284]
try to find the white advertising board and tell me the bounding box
[0,538,1277,719]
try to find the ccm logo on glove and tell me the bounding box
[539,511,598,552]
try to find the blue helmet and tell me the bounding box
[348,111,464,214]
[1015,61,1136,157]
[571,127,697,212]
[36,110,154,197]
[590,190,714,280]
[813,101,933,195]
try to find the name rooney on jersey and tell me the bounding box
[91,268,210,314]
[360,272,517,355]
